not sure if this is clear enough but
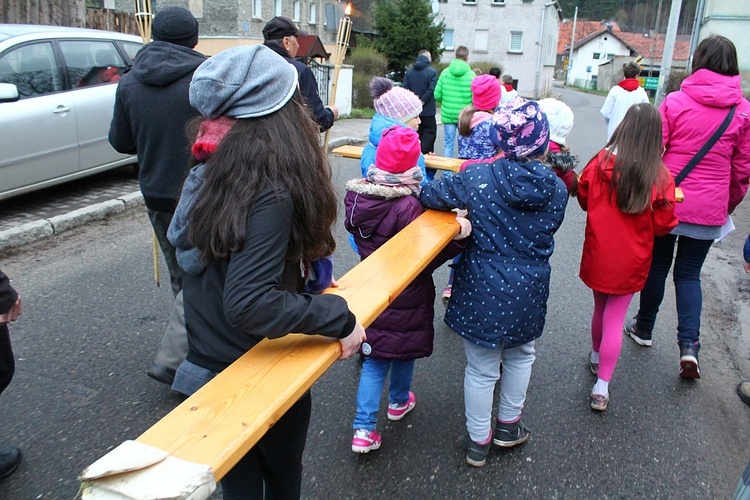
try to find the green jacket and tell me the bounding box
[434,58,475,124]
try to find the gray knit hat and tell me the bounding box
[152,6,199,48]
[189,45,298,119]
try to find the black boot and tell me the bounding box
[0,446,22,480]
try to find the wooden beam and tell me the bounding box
[332,145,464,173]
[88,209,459,491]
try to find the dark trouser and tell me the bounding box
[0,326,14,396]
[417,115,437,154]
[636,234,714,348]
[147,209,182,297]
[220,391,312,499]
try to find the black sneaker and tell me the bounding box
[493,419,530,448]
[624,319,652,347]
[679,343,701,379]
[466,438,491,467]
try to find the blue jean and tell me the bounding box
[636,234,713,348]
[353,357,415,431]
[443,123,457,158]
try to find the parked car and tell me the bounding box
[385,70,405,87]
[0,24,143,201]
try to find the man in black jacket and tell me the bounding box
[0,269,22,479]
[262,16,338,131]
[109,6,206,385]
[109,6,206,298]
[403,50,438,154]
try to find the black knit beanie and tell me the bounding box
[152,6,199,48]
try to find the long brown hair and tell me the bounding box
[187,94,337,263]
[458,106,492,136]
[600,103,670,214]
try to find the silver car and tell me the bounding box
[0,25,143,201]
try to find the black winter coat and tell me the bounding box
[403,55,438,117]
[108,41,205,212]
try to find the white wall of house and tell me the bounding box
[436,0,560,99]
[567,32,631,86]
[700,0,750,72]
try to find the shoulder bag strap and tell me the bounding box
[674,105,736,187]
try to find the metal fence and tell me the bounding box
[310,61,330,105]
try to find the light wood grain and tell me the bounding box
[332,145,463,172]
[135,209,459,480]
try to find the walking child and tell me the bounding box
[538,98,578,196]
[577,103,677,411]
[441,74,503,306]
[420,99,568,467]
[345,125,471,454]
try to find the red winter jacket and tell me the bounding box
[661,69,750,225]
[578,151,678,294]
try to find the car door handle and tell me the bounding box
[53,105,71,114]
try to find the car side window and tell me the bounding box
[0,42,62,99]
[60,40,126,88]
[120,41,143,63]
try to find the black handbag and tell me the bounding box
[674,105,736,187]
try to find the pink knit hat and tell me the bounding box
[375,125,421,173]
[471,74,501,111]
[370,77,422,123]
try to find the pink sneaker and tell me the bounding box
[352,429,381,453]
[387,391,416,421]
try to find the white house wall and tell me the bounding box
[700,0,750,73]
[435,0,560,99]
[567,33,631,86]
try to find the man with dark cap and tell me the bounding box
[109,5,206,385]
[262,16,338,131]
[0,269,22,480]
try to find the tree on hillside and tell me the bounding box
[373,0,444,71]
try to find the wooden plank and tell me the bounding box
[135,209,459,481]
[332,145,463,172]
[333,145,685,202]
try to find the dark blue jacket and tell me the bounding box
[403,55,438,117]
[420,158,568,349]
[265,42,334,131]
[109,41,205,212]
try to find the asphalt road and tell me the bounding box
[0,87,748,498]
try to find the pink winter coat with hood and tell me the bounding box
[660,68,750,226]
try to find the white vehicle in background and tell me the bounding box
[0,24,143,201]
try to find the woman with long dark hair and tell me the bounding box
[168,45,365,498]
[625,35,750,379]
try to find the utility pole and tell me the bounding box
[649,0,663,77]
[655,0,683,106]
[688,0,707,70]
[567,6,578,86]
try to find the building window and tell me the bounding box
[593,52,601,59]
[491,0,506,4]
[274,0,282,17]
[188,0,203,18]
[253,0,262,19]
[442,29,454,50]
[437,0,448,3]
[309,3,317,24]
[509,31,523,53]
[475,29,488,52]
[463,0,477,4]
[293,0,301,21]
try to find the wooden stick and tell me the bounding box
[322,10,351,153]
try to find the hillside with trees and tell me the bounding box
[558,0,698,35]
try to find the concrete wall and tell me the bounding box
[435,0,560,99]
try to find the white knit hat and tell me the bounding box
[538,98,574,145]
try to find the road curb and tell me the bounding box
[0,191,145,253]
[327,136,366,152]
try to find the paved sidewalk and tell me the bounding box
[0,118,371,252]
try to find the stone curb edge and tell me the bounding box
[0,135,366,253]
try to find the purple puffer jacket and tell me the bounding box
[661,69,750,226]
[344,179,465,360]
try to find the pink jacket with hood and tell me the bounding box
[660,68,750,226]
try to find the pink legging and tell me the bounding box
[591,290,634,382]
